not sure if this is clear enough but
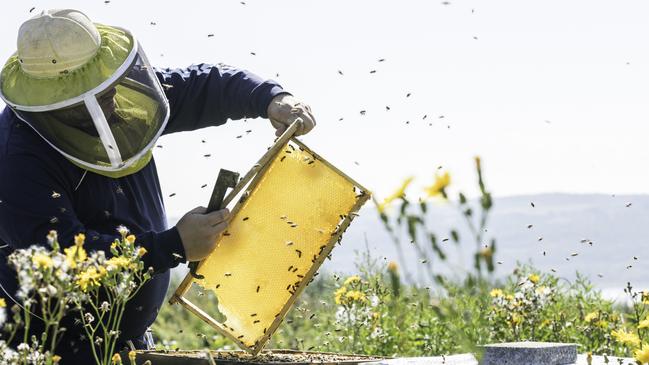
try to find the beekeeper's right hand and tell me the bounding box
[176,207,230,261]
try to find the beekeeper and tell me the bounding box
[0,8,315,363]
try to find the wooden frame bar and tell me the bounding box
[170,120,371,355]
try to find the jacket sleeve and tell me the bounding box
[0,153,185,274]
[156,63,288,135]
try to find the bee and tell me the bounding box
[285,150,292,154]
[263,328,267,334]
[289,145,295,151]
[50,217,58,224]
[253,320,260,324]
[169,193,176,198]
[237,335,244,339]
[251,313,257,317]
[224,273,232,277]
[308,161,314,165]
[215,284,220,289]
[201,184,207,188]
[51,191,61,199]
[287,284,291,290]
[288,265,293,271]
[291,224,298,228]
[297,274,304,278]
[204,154,211,158]
[292,267,298,273]
[286,241,294,246]
[280,156,286,162]
[369,70,377,74]
[295,249,302,258]
[223,232,231,236]
[243,217,249,221]
[256,286,260,293]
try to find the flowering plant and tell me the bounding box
[0,227,151,365]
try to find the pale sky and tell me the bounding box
[1,0,648,218]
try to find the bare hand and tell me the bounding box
[176,206,230,262]
[267,94,316,137]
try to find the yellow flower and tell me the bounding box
[0,298,6,308]
[74,233,85,246]
[611,329,641,347]
[345,290,367,303]
[505,294,514,302]
[344,275,361,286]
[137,247,147,257]
[510,314,522,326]
[106,256,131,270]
[126,235,136,245]
[64,245,87,269]
[111,353,122,364]
[634,345,649,364]
[387,261,398,273]
[334,286,347,305]
[638,317,649,329]
[32,253,53,269]
[479,247,493,259]
[584,311,598,322]
[596,320,608,329]
[76,267,104,292]
[528,274,540,284]
[128,350,136,362]
[489,288,503,298]
[424,171,451,198]
[52,355,62,363]
[376,177,414,213]
[372,312,380,320]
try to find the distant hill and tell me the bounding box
[168,193,649,301]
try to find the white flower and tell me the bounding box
[100,301,110,312]
[84,313,95,324]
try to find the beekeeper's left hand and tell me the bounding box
[267,94,316,137]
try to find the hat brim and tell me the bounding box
[0,24,133,107]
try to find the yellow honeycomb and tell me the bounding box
[192,140,366,350]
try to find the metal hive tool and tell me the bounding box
[170,121,370,355]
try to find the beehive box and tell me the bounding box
[129,350,384,365]
[171,124,370,354]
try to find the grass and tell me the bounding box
[153,258,643,358]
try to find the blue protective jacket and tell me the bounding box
[0,63,286,360]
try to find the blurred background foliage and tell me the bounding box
[154,159,648,359]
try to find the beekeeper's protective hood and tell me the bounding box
[0,9,169,178]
